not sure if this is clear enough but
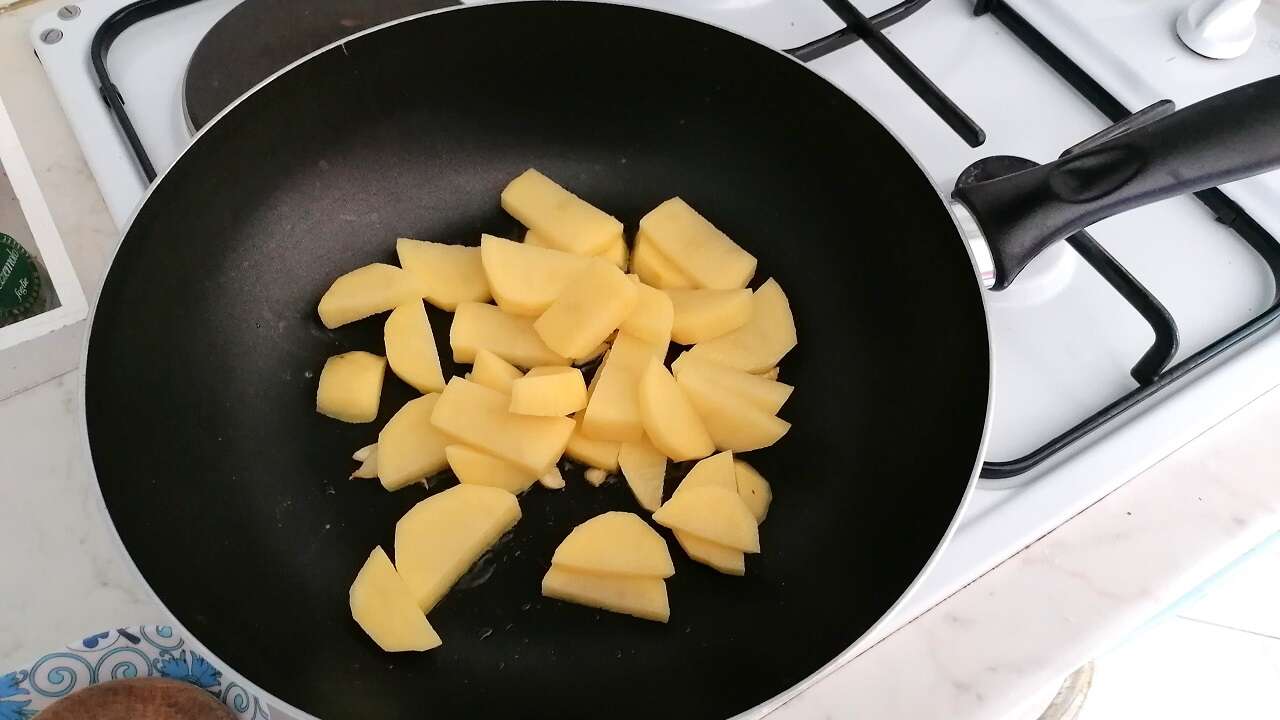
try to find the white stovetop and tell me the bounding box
[1,0,1279,718]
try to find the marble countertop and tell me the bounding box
[1,1,1278,718]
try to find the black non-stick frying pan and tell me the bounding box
[83,3,1280,719]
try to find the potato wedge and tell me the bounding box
[735,460,772,523]
[316,351,386,423]
[431,377,574,475]
[678,369,791,452]
[552,511,674,578]
[451,302,569,368]
[618,440,667,512]
[619,279,673,355]
[350,547,442,652]
[502,169,622,256]
[482,234,591,316]
[652,485,759,553]
[446,444,538,494]
[631,231,695,290]
[470,348,524,394]
[396,238,490,311]
[666,288,752,345]
[581,333,663,442]
[377,394,449,491]
[673,531,744,576]
[638,198,756,290]
[510,366,587,416]
[384,301,445,393]
[534,259,638,360]
[541,565,669,623]
[687,278,796,372]
[317,263,421,329]
[637,359,714,462]
[672,352,794,414]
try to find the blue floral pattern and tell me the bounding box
[2,626,268,719]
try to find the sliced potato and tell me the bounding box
[584,468,609,486]
[566,412,621,471]
[317,263,421,329]
[395,484,521,611]
[652,485,759,553]
[482,234,591,316]
[509,366,588,417]
[552,511,674,578]
[470,348,524,394]
[350,547,442,652]
[502,169,623,256]
[396,238,490,311]
[672,352,794,414]
[316,351,386,423]
[666,288,752,345]
[638,198,756,290]
[384,301,446,393]
[637,359,714,462]
[678,369,790,452]
[600,233,629,270]
[735,460,772,523]
[431,377,574,475]
[539,466,566,489]
[451,302,569,368]
[673,530,745,576]
[631,231,695,290]
[675,451,736,495]
[580,333,663,442]
[377,394,449,491]
[758,366,780,381]
[351,445,379,479]
[542,565,669,622]
[618,441,666,512]
[618,280,673,355]
[687,278,796,372]
[534,259,638,360]
[446,444,537,494]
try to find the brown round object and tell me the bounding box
[37,678,235,720]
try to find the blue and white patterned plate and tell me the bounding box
[0,625,269,719]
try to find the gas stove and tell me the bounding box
[31,0,1280,709]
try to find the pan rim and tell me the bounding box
[75,1,995,717]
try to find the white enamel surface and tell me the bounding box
[1177,0,1261,59]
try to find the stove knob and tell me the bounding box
[1176,0,1261,59]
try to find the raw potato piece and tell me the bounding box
[674,531,745,576]
[316,351,386,423]
[396,239,491,311]
[502,169,623,256]
[581,333,663,442]
[510,367,587,416]
[552,511,674,577]
[446,445,537,494]
[637,360,714,462]
[619,280,674,355]
[735,460,772,523]
[482,235,590,316]
[666,288,752,345]
[534,259,638,359]
[529,230,628,270]
[351,445,379,479]
[541,565,669,623]
[672,352,794,414]
[451,302,569,368]
[631,231,695,290]
[566,412,621,471]
[584,468,609,486]
[431,378,574,475]
[675,451,736,495]
[653,485,760,553]
[378,394,449,491]
[618,441,667,512]
[759,367,780,381]
[470,349,524,394]
[317,263,421,329]
[395,484,521,611]
[539,466,566,489]
[384,301,446,393]
[678,370,791,452]
[687,278,797,372]
[638,198,757,290]
[350,547,442,652]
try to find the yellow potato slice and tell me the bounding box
[758,366,780,381]
[350,547,442,652]
[384,301,446,393]
[666,288,752,345]
[566,412,621,471]
[377,394,449,491]
[482,234,591,316]
[317,263,421,329]
[600,233,629,270]
[450,302,569,368]
[678,370,791,452]
[637,359,714,462]
[350,445,379,479]
[395,484,521,611]
[581,333,663,442]
[501,169,623,256]
[446,445,537,494]
[673,530,745,576]
[539,466,566,489]
[619,279,673,355]
[552,511,674,578]
[395,238,491,311]
[316,351,386,423]
[653,485,760,553]
[638,198,756,290]
[735,460,772,523]
[469,349,524,394]
[687,278,796,372]
[618,440,667,512]
[584,468,609,486]
[534,259,638,360]
[509,366,587,417]
[672,352,794,414]
[541,565,669,623]
[431,377,574,475]
[631,231,695,290]
[674,451,736,495]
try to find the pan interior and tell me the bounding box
[85,3,990,719]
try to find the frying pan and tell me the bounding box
[82,2,1280,718]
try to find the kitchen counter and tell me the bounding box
[2,1,1279,718]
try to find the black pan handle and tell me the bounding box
[953,74,1280,290]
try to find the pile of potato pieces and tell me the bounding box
[315,169,796,650]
